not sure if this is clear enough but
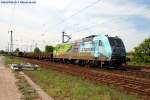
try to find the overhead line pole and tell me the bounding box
[8,30,13,53]
[8,43,9,52]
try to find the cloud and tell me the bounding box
[0,0,150,52]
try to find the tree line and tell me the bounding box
[128,38,150,64]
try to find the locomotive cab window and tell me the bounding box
[108,37,124,47]
[99,40,103,46]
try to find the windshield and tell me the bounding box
[108,37,124,47]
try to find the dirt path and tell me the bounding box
[0,56,21,100]
[19,71,54,100]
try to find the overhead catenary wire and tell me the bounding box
[7,0,143,51]
[63,7,127,36]
[6,3,39,52]
[41,1,74,36]
[43,0,101,34]
[61,1,150,35]
[70,17,122,33]
[42,0,101,35]
[57,0,101,25]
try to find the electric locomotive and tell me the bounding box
[53,35,126,67]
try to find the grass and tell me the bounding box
[5,56,141,100]
[25,68,141,100]
[126,56,150,67]
[127,61,150,67]
[5,56,39,100]
[5,56,24,65]
[15,72,39,100]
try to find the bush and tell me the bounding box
[144,56,150,63]
[132,38,150,63]
[34,47,41,53]
[45,45,54,53]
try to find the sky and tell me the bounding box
[0,0,150,52]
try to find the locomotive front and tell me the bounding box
[93,35,126,66]
[108,37,126,65]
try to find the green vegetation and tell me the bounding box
[45,45,54,53]
[24,69,140,100]
[5,56,39,100]
[15,72,39,100]
[127,38,150,65]
[34,47,41,53]
[0,50,5,54]
[5,56,140,100]
[5,56,23,65]
[15,48,20,53]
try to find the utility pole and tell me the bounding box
[62,31,71,43]
[8,30,13,53]
[8,43,9,52]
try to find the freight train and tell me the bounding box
[17,35,126,67]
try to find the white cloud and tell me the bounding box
[0,0,150,52]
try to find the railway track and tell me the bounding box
[92,66,150,80]
[20,58,150,99]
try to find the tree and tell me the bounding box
[45,45,54,53]
[0,50,5,54]
[34,47,41,53]
[15,48,20,53]
[132,38,150,63]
